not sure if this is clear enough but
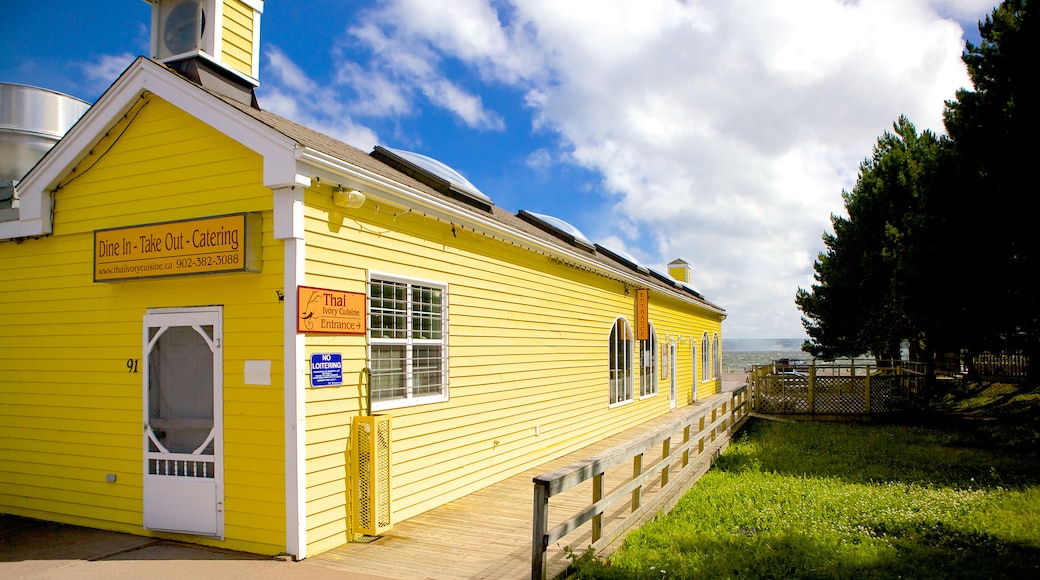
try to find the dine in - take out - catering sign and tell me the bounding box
[93,213,261,281]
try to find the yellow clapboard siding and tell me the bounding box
[222,483,285,509]
[0,426,137,450]
[224,442,284,466]
[0,95,285,553]
[301,187,725,533]
[305,422,351,443]
[306,516,354,556]
[305,477,347,506]
[307,504,349,533]
[223,498,284,529]
[0,492,142,528]
[305,452,348,475]
[0,448,139,475]
[221,0,255,77]
[221,525,284,554]
[2,469,139,494]
[0,478,142,512]
[305,410,359,432]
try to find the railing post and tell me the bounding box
[532,481,549,580]
[682,425,691,467]
[808,363,816,414]
[592,473,603,543]
[698,416,705,454]
[661,437,671,487]
[865,370,871,413]
[632,453,642,511]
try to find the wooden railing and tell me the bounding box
[748,361,924,417]
[971,351,1030,380]
[531,386,749,579]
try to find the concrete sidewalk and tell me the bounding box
[0,515,393,580]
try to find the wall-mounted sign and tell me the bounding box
[636,288,650,341]
[298,286,366,334]
[310,353,343,387]
[94,213,261,282]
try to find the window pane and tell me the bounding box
[412,345,443,396]
[641,333,657,396]
[370,345,406,400]
[702,334,709,381]
[609,319,634,404]
[412,286,443,340]
[371,280,407,339]
[369,277,448,407]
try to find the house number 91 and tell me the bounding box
[127,359,139,373]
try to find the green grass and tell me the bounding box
[567,382,1040,579]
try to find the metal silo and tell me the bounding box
[1,83,90,209]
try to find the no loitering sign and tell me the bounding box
[310,353,343,387]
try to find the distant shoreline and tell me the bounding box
[723,338,805,352]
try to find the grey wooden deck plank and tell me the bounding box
[306,386,743,580]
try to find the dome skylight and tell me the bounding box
[518,210,595,251]
[373,146,492,209]
[595,243,649,274]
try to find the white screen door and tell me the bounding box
[143,307,223,537]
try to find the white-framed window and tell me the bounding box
[661,337,671,380]
[701,332,709,382]
[609,317,634,406]
[713,333,721,379]
[640,323,658,398]
[368,273,448,410]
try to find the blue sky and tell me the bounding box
[1,0,997,339]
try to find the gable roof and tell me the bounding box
[3,57,723,316]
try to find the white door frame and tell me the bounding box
[691,344,698,402]
[142,306,224,537]
[669,339,677,409]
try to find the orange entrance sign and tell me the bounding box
[298,286,366,334]
[636,288,649,341]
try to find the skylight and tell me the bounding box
[595,243,650,274]
[518,210,595,251]
[677,280,703,299]
[649,268,683,289]
[372,146,493,210]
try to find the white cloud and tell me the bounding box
[79,53,136,94]
[927,0,1000,20]
[421,79,505,130]
[342,12,511,131]
[260,46,379,149]
[327,0,996,337]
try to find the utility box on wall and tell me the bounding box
[352,415,392,536]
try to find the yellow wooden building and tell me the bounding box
[0,0,724,559]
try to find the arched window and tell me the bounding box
[713,333,721,379]
[640,323,657,397]
[701,332,709,382]
[609,318,634,405]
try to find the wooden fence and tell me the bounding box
[972,351,1029,379]
[531,386,750,579]
[748,361,924,419]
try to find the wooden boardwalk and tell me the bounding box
[307,376,747,580]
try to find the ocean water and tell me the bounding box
[722,350,808,373]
